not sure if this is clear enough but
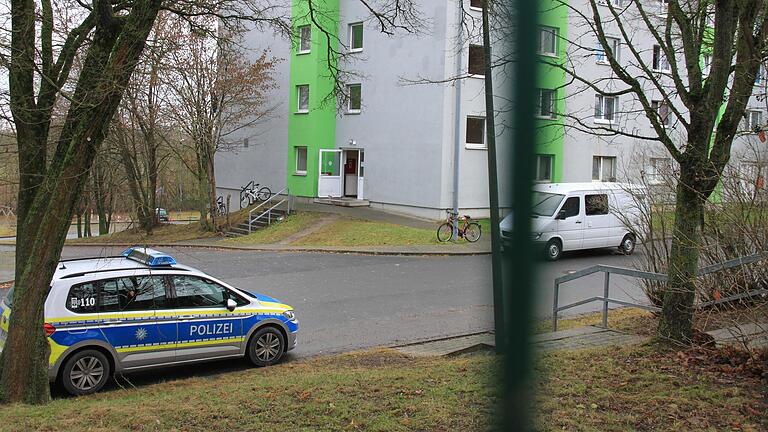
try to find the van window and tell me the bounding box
[532,192,565,217]
[67,282,99,314]
[585,194,609,215]
[100,276,167,312]
[560,197,580,218]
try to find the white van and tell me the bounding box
[500,183,645,260]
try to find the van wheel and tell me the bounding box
[61,349,111,396]
[545,239,562,261]
[246,327,286,367]
[620,234,636,255]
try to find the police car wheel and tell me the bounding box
[247,327,286,367]
[61,349,111,396]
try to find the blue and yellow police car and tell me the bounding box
[0,247,298,395]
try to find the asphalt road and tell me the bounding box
[0,245,648,359]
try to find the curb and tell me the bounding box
[0,240,491,257]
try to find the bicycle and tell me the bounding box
[239,181,272,209]
[215,196,227,216]
[437,210,481,242]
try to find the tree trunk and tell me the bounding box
[658,164,706,342]
[206,148,218,230]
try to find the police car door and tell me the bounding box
[99,275,175,369]
[170,275,244,362]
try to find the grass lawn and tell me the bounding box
[292,218,441,246]
[0,344,763,431]
[221,212,322,245]
[68,222,218,244]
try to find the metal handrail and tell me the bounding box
[247,187,291,233]
[552,252,766,331]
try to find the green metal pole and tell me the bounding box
[501,0,537,430]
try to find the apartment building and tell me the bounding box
[215,0,768,219]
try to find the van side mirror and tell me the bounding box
[556,210,567,220]
[226,298,237,312]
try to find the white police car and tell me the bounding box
[0,247,298,395]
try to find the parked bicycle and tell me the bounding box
[215,196,227,216]
[239,181,272,209]
[437,210,481,242]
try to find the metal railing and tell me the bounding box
[247,187,291,233]
[552,252,767,331]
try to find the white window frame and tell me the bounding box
[658,0,669,14]
[347,83,361,113]
[297,25,311,54]
[537,26,558,57]
[349,22,364,52]
[594,94,618,124]
[647,157,671,185]
[755,65,766,85]
[598,0,624,7]
[651,100,671,127]
[469,0,483,11]
[595,37,620,64]
[468,44,485,77]
[535,155,554,182]
[592,156,617,182]
[652,45,671,72]
[702,54,712,77]
[296,85,309,113]
[295,146,308,175]
[744,109,763,132]
[536,88,557,119]
[465,116,486,150]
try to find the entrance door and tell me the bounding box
[357,150,365,200]
[318,149,342,197]
[344,150,359,197]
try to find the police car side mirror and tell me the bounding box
[226,298,237,312]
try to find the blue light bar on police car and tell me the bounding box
[121,247,177,267]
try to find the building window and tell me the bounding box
[702,54,712,76]
[594,94,618,123]
[466,116,485,147]
[658,0,669,14]
[598,0,624,7]
[592,156,617,182]
[536,89,556,119]
[470,0,483,9]
[647,157,671,185]
[744,110,763,132]
[595,37,620,64]
[468,44,485,76]
[347,84,361,113]
[652,45,670,72]
[535,155,554,182]
[537,26,558,56]
[296,85,309,113]
[295,147,308,174]
[349,23,363,52]
[651,100,671,126]
[755,65,765,85]
[298,25,311,54]
[243,138,249,148]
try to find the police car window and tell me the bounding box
[172,276,227,308]
[67,282,99,313]
[100,276,167,312]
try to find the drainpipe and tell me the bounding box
[451,2,464,240]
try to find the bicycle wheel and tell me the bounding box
[437,223,454,242]
[465,223,481,243]
[240,194,250,209]
[256,186,272,202]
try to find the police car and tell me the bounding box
[0,247,298,396]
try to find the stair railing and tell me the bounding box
[247,187,291,233]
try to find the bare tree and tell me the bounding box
[536,0,768,343]
[164,22,278,228]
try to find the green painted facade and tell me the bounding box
[286,0,340,197]
[536,0,569,182]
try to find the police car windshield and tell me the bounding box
[3,286,13,308]
[532,192,565,217]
